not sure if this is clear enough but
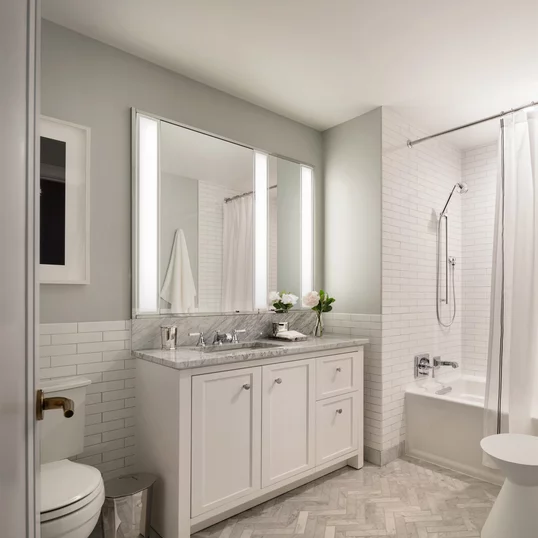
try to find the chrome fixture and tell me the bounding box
[407,99,537,148]
[415,354,460,379]
[161,325,178,350]
[36,389,74,420]
[272,321,289,337]
[437,183,469,327]
[434,356,459,369]
[440,182,469,217]
[231,329,246,344]
[212,329,246,345]
[189,331,206,347]
[275,377,283,384]
[242,383,251,390]
[414,354,433,378]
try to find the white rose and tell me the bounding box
[303,291,320,308]
[281,293,298,306]
[269,291,281,303]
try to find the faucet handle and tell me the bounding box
[232,329,246,343]
[189,332,206,347]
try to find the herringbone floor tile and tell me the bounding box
[192,458,500,538]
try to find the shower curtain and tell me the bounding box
[221,196,253,312]
[484,110,538,442]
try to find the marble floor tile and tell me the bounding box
[193,458,500,538]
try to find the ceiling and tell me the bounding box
[42,0,538,149]
[160,121,253,192]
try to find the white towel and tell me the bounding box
[160,229,197,313]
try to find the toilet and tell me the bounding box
[40,377,105,538]
[481,433,538,538]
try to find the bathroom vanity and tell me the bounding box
[134,336,366,538]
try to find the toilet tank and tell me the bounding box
[40,377,91,464]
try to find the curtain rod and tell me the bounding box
[407,99,537,148]
[224,184,277,204]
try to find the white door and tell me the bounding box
[0,1,39,536]
[261,359,315,487]
[191,367,261,517]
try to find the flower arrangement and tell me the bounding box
[303,290,335,337]
[269,291,298,313]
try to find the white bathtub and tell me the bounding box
[406,374,502,484]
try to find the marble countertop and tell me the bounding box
[132,335,369,370]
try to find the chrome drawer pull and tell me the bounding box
[243,384,251,390]
[336,408,343,414]
[275,378,282,384]
[336,367,342,372]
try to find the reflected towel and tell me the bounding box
[160,229,197,313]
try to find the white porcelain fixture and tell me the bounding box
[406,374,502,485]
[481,434,538,538]
[136,345,364,538]
[40,377,104,538]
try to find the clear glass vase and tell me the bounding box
[314,312,323,337]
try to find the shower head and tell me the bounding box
[440,182,470,216]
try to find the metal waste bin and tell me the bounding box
[102,473,157,538]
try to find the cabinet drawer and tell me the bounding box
[316,350,361,400]
[316,392,358,465]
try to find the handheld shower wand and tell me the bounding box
[436,182,469,327]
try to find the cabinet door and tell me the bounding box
[262,359,315,487]
[191,367,261,517]
[316,392,358,465]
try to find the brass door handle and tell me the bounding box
[36,389,75,421]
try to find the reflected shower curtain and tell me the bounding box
[484,110,538,447]
[221,196,253,312]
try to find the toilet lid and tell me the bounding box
[41,460,102,514]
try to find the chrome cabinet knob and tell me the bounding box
[275,378,282,384]
[336,408,343,414]
[336,367,342,372]
[243,383,251,390]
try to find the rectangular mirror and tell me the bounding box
[132,110,314,317]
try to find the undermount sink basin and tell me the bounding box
[187,341,284,354]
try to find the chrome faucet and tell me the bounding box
[433,356,459,369]
[414,354,459,379]
[189,332,206,347]
[231,329,246,344]
[212,330,232,345]
[212,329,246,345]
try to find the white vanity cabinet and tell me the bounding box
[261,359,315,487]
[136,344,364,538]
[191,368,261,516]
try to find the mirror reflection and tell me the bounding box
[159,122,254,314]
[133,114,314,317]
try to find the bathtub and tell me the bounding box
[406,374,502,485]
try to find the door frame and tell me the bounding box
[0,0,40,536]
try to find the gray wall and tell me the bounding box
[323,108,382,314]
[40,21,323,322]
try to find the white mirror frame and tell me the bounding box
[131,109,315,317]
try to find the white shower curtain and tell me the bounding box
[484,110,538,442]
[221,196,253,312]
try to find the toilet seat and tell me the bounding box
[41,460,103,521]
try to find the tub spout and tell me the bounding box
[434,358,459,369]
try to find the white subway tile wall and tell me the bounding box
[198,181,241,312]
[39,320,135,480]
[381,108,464,454]
[323,313,382,453]
[462,143,497,376]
